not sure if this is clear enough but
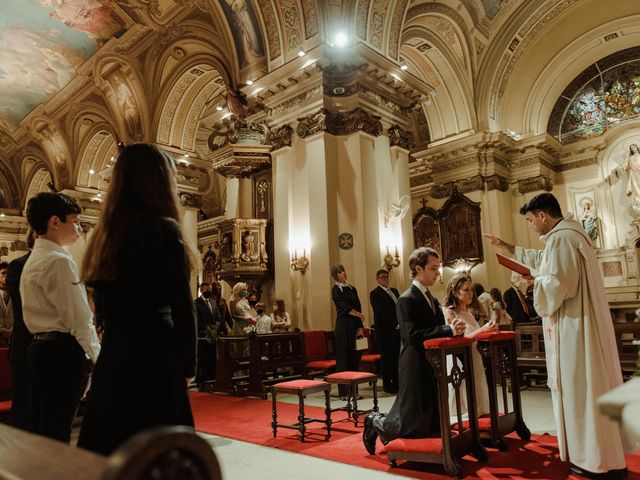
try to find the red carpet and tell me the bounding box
[190,392,640,479]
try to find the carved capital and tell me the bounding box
[484,174,510,192]
[457,175,483,194]
[208,119,270,151]
[296,109,327,138]
[267,124,294,150]
[179,192,202,208]
[388,125,416,150]
[327,107,383,137]
[431,182,454,199]
[517,175,553,194]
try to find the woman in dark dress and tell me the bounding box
[78,143,197,455]
[330,263,364,398]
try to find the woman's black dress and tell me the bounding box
[78,216,196,455]
[331,284,363,396]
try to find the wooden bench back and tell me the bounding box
[0,347,11,400]
[515,324,545,359]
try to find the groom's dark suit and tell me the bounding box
[374,283,454,441]
[370,285,400,393]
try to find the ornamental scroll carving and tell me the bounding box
[296,108,383,138]
[267,124,293,150]
[388,125,416,150]
[208,119,270,150]
[517,175,553,194]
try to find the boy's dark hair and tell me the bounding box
[26,193,82,235]
[408,247,439,279]
[519,193,563,218]
[0,262,8,271]
[375,269,390,277]
[256,302,266,315]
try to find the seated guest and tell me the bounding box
[362,248,465,454]
[443,274,497,420]
[489,288,512,326]
[472,282,492,325]
[78,143,196,455]
[270,299,291,332]
[255,303,272,334]
[229,282,256,335]
[504,275,531,324]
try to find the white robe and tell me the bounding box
[515,217,629,473]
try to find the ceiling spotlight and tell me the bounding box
[391,73,401,81]
[334,32,348,48]
[89,169,95,175]
[400,64,408,71]
[97,193,102,197]
[246,80,254,86]
[110,156,115,161]
[184,153,190,158]
[0,213,5,218]
[298,50,305,57]
[216,106,223,111]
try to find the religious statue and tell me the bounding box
[241,230,256,261]
[624,143,640,205]
[579,198,599,242]
[114,76,142,141]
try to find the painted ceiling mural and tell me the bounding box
[0,0,124,131]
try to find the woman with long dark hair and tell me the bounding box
[78,143,197,455]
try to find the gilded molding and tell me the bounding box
[300,0,318,39]
[432,156,476,174]
[556,157,598,172]
[388,125,415,150]
[208,119,270,150]
[517,175,553,194]
[267,85,322,116]
[256,0,281,60]
[388,0,409,59]
[267,124,294,150]
[326,108,383,137]
[457,175,484,194]
[409,172,433,187]
[296,109,327,138]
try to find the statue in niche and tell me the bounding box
[241,229,257,261]
[114,76,141,140]
[624,143,640,205]
[579,198,599,242]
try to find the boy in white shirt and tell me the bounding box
[255,302,271,334]
[21,192,100,442]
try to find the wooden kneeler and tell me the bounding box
[381,337,488,478]
[475,331,531,450]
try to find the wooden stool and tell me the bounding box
[475,331,531,450]
[270,379,332,441]
[381,337,487,478]
[324,371,378,426]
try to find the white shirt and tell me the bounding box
[20,238,101,363]
[412,280,455,336]
[256,314,272,334]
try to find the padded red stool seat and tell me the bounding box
[324,371,378,426]
[271,379,332,441]
[381,336,487,478]
[475,331,531,450]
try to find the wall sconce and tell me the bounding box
[453,258,473,275]
[438,265,444,284]
[290,249,309,274]
[382,246,401,271]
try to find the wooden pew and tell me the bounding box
[614,322,640,379]
[515,324,547,388]
[0,424,222,480]
[214,332,305,399]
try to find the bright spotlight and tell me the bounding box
[298,50,305,57]
[400,65,408,71]
[334,32,348,48]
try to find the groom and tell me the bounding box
[363,247,465,453]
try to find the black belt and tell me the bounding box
[33,332,72,341]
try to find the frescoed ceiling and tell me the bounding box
[0,0,125,131]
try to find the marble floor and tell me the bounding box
[198,386,555,480]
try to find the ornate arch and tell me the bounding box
[27,116,72,190]
[23,168,53,210]
[75,128,119,190]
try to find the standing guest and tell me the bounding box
[472,283,492,325]
[503,276,531,324]
[194,281,220,392]
[212,281,233,334]
[331,264,364,399]
[0,262,13,346]
[229,282,256,335]
[485,192,628,478]
[78,143,196,455]
[443,274,497,420]
[369,269,400,394]
[21,193,100,442]
[489,288,512,326]
[7,229,36,430]
[525,284,539,320]
[270,299,291,332]
[255,303,272,334]
[362,248,466,454]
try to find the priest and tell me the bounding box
[484,193,629,479]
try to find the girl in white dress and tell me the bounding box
[443,274,498,422]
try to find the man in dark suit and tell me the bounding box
[7,229,36,430]
[504,278,531,324]
[369,269,400,393]
[194,281,221,391]
[363,247,465,454]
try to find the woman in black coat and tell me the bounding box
[330,263,364,398]
[78,144,196,455]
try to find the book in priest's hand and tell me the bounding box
[495,253,537,277]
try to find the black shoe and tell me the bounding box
[362,412,378,455]
[570,464,627,479]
